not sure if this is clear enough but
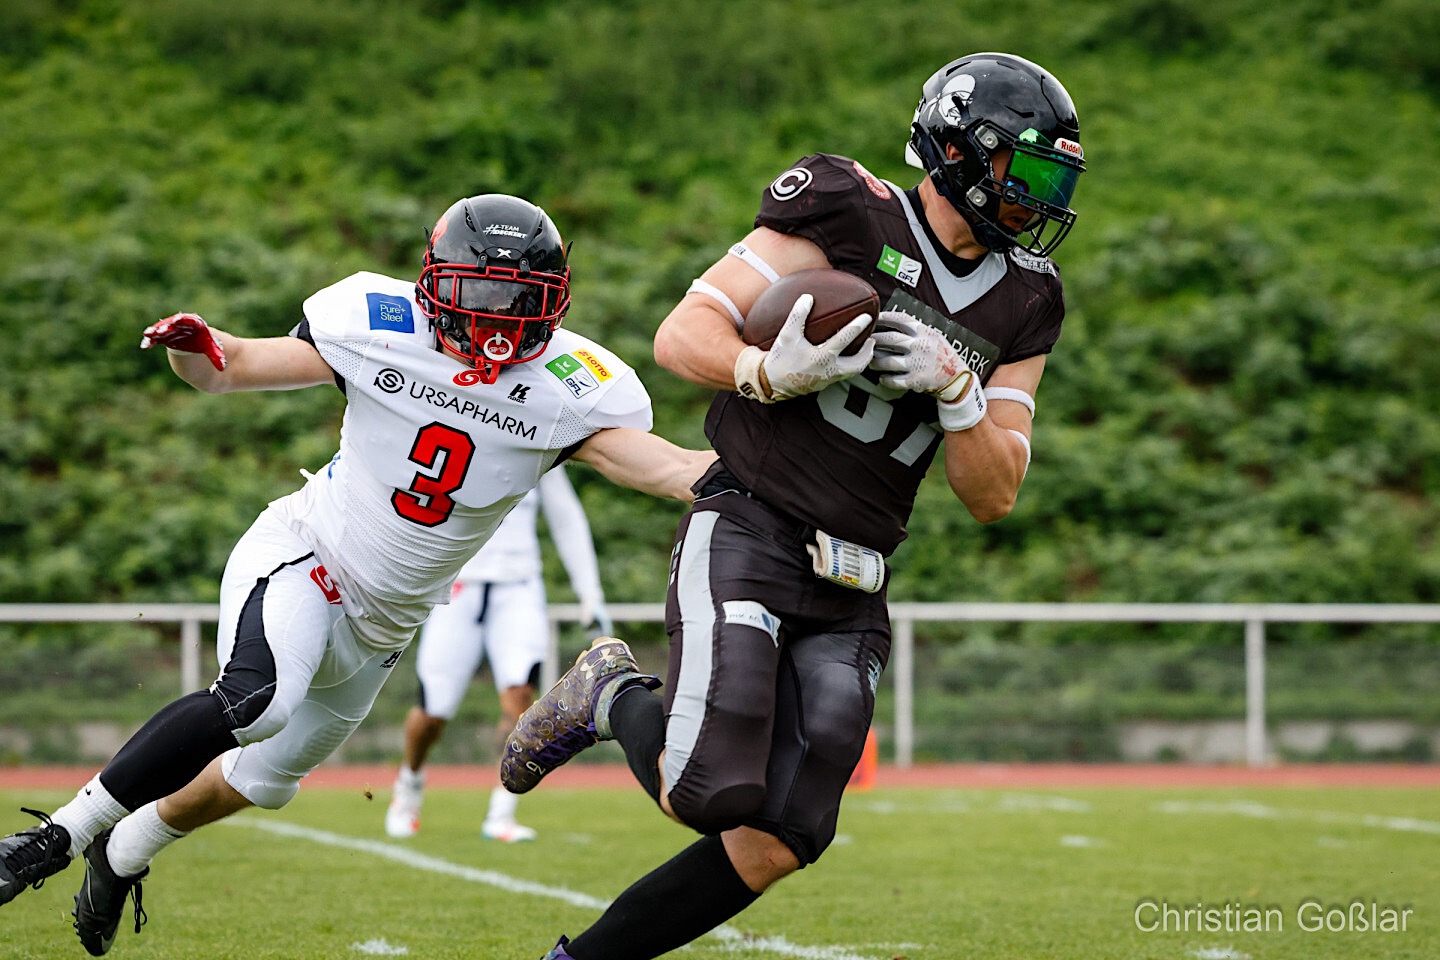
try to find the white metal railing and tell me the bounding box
[3,601,1438,768]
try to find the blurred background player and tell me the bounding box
[385,463,611,842]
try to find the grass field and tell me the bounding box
[1,778,1436,960]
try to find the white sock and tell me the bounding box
[485,785,518,825]
[51,775,129,859]
[397,766,425,790]
[105,802,189,878]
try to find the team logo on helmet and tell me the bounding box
[483,223,528,239]
[768,167,813,202]
[938,73,976,123]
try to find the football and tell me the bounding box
[741,268,880,356]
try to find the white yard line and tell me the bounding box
[230,818,887,960]
[1154,800,1440,835]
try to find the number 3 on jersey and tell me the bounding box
[392,422,475,526]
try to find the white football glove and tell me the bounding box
[734,294,875,403]
[579,598,614,639]
[869,310,986,431]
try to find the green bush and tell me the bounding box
[1,1,1438,761]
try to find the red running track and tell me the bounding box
[3,763,1439,793]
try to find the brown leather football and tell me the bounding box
[741,268,879,356]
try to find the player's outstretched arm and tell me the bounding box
[571,428,717,503]
[140,312,335,393]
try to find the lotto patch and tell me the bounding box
[573,349,613,382]
[545,352,611,398]
[366,293,415,332]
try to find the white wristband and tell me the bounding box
[936,371,986,431]
[733,345,776,403]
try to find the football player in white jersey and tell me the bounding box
[384,463,610,842]
[0,194,712,956]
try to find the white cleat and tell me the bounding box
[481,820,537,843]
[385,774,424,839]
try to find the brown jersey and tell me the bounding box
[704,153,1067,554]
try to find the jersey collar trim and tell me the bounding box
[892,184,1007,315]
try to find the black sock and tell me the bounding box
[99,690,239,810]
[608,685,665,804]
[567,835,759,960]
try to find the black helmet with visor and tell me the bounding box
[906,53,1085,257]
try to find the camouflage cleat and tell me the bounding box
[501,637,659,795]
[73,827,148,957]
[0,808,73,906]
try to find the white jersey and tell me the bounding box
[266,271,650,649]
[456,466,603,608]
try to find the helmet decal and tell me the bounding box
[938,74,976,124]
[483,223,528,240]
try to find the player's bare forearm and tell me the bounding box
[170,333,334,394]
[163,328,239,392]
[941,355,1043,522]
[574,428,718,503]
[942,418,1029,522]
[654,299,749,390]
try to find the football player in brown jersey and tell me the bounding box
[505,53,1087,959]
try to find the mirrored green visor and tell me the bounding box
[1005,133,1084,211]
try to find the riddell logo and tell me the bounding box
[1056,138,1084,159]
[310,565,342,604]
